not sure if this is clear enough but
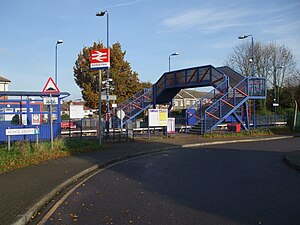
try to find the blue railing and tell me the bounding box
[248,77,266,98]
[185,77,229,126]
[114,88,153,126]
[153,65,227,104]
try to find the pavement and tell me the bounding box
[0,133,299,225]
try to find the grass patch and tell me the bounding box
[268,126,297,135]
[203,128,274,139]
[203,126,298,139]
[0,138,104,174]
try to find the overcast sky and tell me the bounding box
[1,0,299,100]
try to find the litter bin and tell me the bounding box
[227,123,241,132]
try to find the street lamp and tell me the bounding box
[273,65,284,114]
[96,10,111,135]
[169,52,179,72]
[55,40,63,85]
[238,35,254,76]
[96,10,109,47]
[239,35,256,128]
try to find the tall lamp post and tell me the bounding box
[55,40,63,85]
[96,10,111,135]
[238,35,254,76]
[169,52,179,72]
[273,65,284,114]
[238,34,256,128]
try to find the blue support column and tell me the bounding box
[26,99,30,125]
[244,102,250,130]
[253,100,257,129]
[152,85,156,107]
[57,97,62,135]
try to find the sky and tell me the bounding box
[0,0,299,100]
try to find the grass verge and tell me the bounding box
[0,138,104,174]
[203,129,273,138]
[203,126,297,138]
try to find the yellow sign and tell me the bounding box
[149,109,168,127]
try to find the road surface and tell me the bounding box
[40,137,300,225]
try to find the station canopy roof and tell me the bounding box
[0,91,70,99]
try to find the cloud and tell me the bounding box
[262,20,300,36]
[162,8,249,33]
[162,2,300,34]
[106,0,147,9]
[0,48,9,55]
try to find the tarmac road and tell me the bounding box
[40,138,300,225]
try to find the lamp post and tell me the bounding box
[55,40,63,85]
[169,52,179,72]
[238,35,256,128]
[96,10,111,135]
[273,65,284,114]
[238,35,254,77]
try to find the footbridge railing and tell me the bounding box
[186,77,229,126]
[188,74,266,134]
[153,65,227,104]
[113,88,153,127]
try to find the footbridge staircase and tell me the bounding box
[113,65,266,134]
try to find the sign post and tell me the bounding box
[90,49,110,69]
[42,77,60,148]
[6,127,39,150]
[90,49,110,145]
[49,93,53,148]
[148,109,168,140]
[117,109,125,130]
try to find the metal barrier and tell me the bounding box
[60,114,289,138]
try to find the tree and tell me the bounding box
[226,41,296,80]
[225,41,298,113]
[73,42,151,110]
[285,70,300,108]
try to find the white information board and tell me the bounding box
[43,97,59,105]
[148,109,168,127]
[70,105,84,119]
[6,128,39,136]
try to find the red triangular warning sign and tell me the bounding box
[42,77,60,93]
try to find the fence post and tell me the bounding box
[36,126,39,146]
[80,119,83,139]
[7,127,11,151]
[68,118,71,137]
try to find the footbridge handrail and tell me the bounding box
[185,77,229,126]
[203,77,249,132]
[153,65,227,104]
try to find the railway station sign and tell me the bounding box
[90,49,110,69]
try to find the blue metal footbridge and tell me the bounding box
[114,65,266,134]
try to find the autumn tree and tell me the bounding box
[73,42,151,110]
